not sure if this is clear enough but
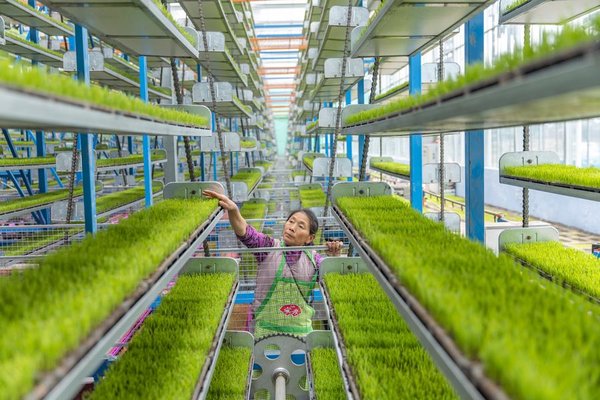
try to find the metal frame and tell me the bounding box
[310,57,364,101]
[39,0,198,58]
[499,151,600,201]
[350,0,492,59]
[343,41,600,136]
[192,81,254,118]
[2,33,64,66]
[0,84,211,136]
[0,0,73,36]
[192,30,248,86]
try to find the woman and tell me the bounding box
[203,190,343,339]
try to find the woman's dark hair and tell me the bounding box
[287,209,319,236]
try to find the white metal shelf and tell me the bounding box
[0,84,211,136]
[350,0,493,59]
[38,0,198,58]
[2,34,63,66]
[343,41,600,135]
[500,176,600,202]
[0,0,72,36]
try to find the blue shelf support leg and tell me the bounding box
[345,90,353,181]
[357,80,365,177]
[465,13,485,243]
[75,24,97,234]
[139,56,152,207]
[409,53,423,212]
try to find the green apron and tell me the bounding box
[254,248,318,339]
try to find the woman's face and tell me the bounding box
[283,212,315,246]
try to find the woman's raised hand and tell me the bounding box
[325,240,343,257]
[202,190,238,212]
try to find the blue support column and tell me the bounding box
[197,64,206,181]
[29,0,49,223]
[139,56,152,207]
[345,90,353,181]
[212,113,217,181]
[325,134,329,157]
[465,13,485,242]
[357,80,365,170]
[75,24,97,234]
[409,53,423,212]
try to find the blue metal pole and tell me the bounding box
[409,53,423,212]
[29,0,49,223]
[465,13,485,243]
[345,90,353,181]
[325,134,329,157]
[139,56,152,207]
[357,80,365,168]
[75,24,97,234]
[212,113,217,181]
[197,64,206,181]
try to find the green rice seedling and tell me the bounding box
[374,82,409,102]
[0,156,55,167]
[336,196,600,399]
[206,345,252,399]
[299,187,326,208]
[310,348,345,400]
[240,201,267,230]
[96,151,165,168]
[90,273,236,400]
[231,170,261,190]
[240,139,256,149]
[257,183,273,189]
[324,274,457,399]
[96,182,162,214]
[370,160,410,177]
[150,0,198,45]
[306,120,318,131]
[5,29,64,58]
[504,241,600,300]
[254,160,272,171]
[1,228,81,257]
[291,170,305,178]
[0,59,209,128]
[0,198,218,400]
[302,154,324,170]
[345,18,600,126]
[232,96,252,115]
[0,185,95,215]
[503,0,529,14]
[502,164,600,189]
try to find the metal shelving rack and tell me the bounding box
[1,33,64,66]
[0,0,73,36]
[342,41,600,136]
[499,0,600,24]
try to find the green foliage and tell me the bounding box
[0,199,218,400]
[0,185,91,215]
[257,183,273,189]
[299,187,326,208]
[231,170,262,190]
[90,273,236,399]
[502,164,600,189]
[5,30,63,58]
[0,156,55,167]
[96,151,166,168]
[150,0,197,45]
[254,160,272,171]
[370,161,410,177]
[0,59,209,128]
[335,196,600,399]
[374,82,409,101]
[232,96,252,115]
[96,182,162,214]
[240,139,256,149]
[345,19,600,126]
[1,229,81,257]
[291,170,305,178]
[324,274,457,399]
[302,153,324,170]
[206,345,252,399]
[306,120,318,131]
[310,348,346,400]
[504,241,600,299]
[502,0,529,14]
[240,201,267,230]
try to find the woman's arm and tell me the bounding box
[202,190,247,236]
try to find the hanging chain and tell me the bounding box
[170,57,196,181]
[438,40,445,222]
[114,135,128,186]
[65,134,80,224]
[323,0,354,218]
[197,0,232,196]
[522,24,531,228]
[358,57,380,181]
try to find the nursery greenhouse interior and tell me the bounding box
[1,0,600,399]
